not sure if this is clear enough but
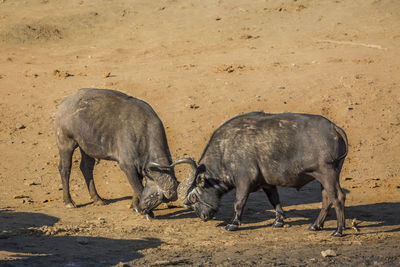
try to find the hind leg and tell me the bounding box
[79,148,105,205]
[313,167,346,236]
[57,135,77,208]
[330,182,346,236]
[262,186,285,227]
[309,184,332,231]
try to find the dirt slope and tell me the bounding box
[0,0,399,266]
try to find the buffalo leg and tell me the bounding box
[314,168,346,237]
[309,185,332,231]
[57,136,77,208]
[79,148,105,205]
[262,186,285,227]
[119,163,144,213]
[226,184,250,231]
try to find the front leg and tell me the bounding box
[119,163,144,213]
[226,186,250,231]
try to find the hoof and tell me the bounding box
[309,224,322,231]
[331,231,343,237]
[65,203,76,209]
[272,220,284,228]
[145,211,155,220]
[225,224,239,231]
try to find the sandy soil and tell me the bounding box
[1,0,399,266]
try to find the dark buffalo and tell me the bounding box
[55,88,178,217]
[176,112,348,236]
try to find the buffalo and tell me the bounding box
[55,88,179,217]
[175,112,348,236]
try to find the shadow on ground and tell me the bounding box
[0,209,163,266]
[176,180,400,234]
[76,196,132,208]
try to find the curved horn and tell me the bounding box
[172,157,198,207]
[171,157,197,171]
[144,162,171,181]
[146,162,171,170]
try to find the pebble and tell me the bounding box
[24,180,40,186]
[321,249,337,257]
[16,123,26,129]
[77,236,89,245]
[309,258,317,263]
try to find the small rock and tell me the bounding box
[24,181,40,186]
[77,236,89,245]
[103,72,111,78]
[277,86,285,89]
[53,69,73,78]
[321,249,337,257]
[370,183,380,188]
[153,260,171,265]
[16,123,26,129]
[189,104,200,109]
[309,258,317,263]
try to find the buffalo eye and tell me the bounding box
[188,192,197,203]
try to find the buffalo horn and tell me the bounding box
[170,158,198,206]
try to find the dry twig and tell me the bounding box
[317,39,387,50]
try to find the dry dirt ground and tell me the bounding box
[1,0,400,266]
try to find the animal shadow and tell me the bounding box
[211,181,400,234]
[76,196,132,208]
[0,209,163,266]
[155,207,198,220]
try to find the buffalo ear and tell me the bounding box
[145,162,171,180]
[196,173,206,187]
